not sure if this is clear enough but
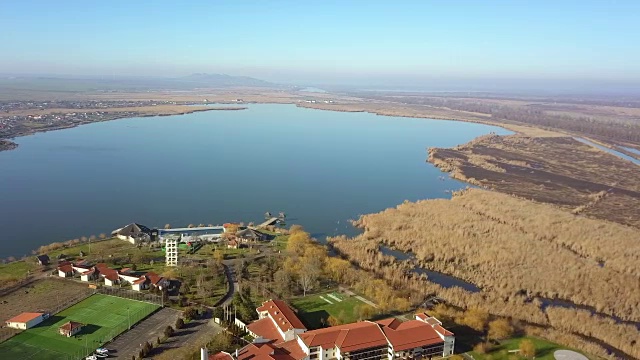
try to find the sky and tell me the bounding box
[1,0,639,87]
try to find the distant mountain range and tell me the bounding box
[181,73,276,87]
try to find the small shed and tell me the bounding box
[36,254,50,266]
[59,321,84,337]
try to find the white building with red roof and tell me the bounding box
[217,299,455,360]
[5,312,46,330]
[249,300,307,343]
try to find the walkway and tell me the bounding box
[339,287,378,308]
[108,307,181,359]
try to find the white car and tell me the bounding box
[96,348,109,354]
[86,356,97,360]
[95,353,108,358]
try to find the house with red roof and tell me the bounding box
[5,312,46,330]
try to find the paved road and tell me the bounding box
[108,307,181,359]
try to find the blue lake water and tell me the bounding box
[0,104,510,258]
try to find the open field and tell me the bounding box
[0,294,158,360]
[0,279,91,324]
[429,134,640,227]
[330,188,640,359]
[291,292,371,329]
[469,336,593,360]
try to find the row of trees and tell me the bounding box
[363,94,640,143]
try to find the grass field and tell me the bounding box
[291,291,372,329]
[469,336,593,360]
[0,294,159,360]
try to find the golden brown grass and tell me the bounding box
[329,189,640,358]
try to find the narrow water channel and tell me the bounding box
[574,137,640,165]
[380,245,481,292]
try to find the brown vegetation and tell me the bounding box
[429,134,640,227]
[328,189,640,359]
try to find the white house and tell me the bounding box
[5,312,46,330]
[111,223,153,244]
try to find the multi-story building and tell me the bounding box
[220,300,455,360]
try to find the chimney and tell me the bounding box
[200,347,208,360]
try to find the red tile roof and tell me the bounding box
[146,272,164,285]
[59,321,83,332]
[6,312,43,324]
[210,352,233,360]
[133,277,148,285]
[247,317,284,343]
[279,339,307,360]
[257,300,306,333]
[434,324,454,336]
[376,318,445,351]
[237,341,304,360]
[299,321,388,352]
[58,264,74,273]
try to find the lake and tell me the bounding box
[0,104,510,258]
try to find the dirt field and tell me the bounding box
[429,134,640,227]
[0,278,89,322]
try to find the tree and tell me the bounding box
[460,308,489,332]
[287,231,312,256]
[327,315,341,326]
[213,249,224,263]
[298,260,321,296]
[325,257,351,282]
[175,317,185,329]
[99,233,107,239]
[488,318,514,340]
[274,268,293,297]
[519,339,536,359]
[164,224,171,229]
[184,306,198,320]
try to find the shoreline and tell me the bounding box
[0,106,247,153]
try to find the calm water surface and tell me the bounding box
[0,104,510,257]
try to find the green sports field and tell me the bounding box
[0,294,159,360]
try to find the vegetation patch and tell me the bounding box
[291,292,372,328]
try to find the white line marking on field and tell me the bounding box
[319,295,333,304]
[327,294,342,302]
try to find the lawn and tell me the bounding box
[469,336,593,360]
[291,291,372,329]
[0,294,159,360]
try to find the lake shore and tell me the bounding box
[0,105,246,152]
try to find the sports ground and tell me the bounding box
[291,291,372,329]
[0,294,159,360]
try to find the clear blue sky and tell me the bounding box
[1,0,638,85]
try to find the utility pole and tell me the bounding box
[128,307,131,330]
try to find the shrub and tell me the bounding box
[519,339,536,359]
[175,317,185,329]
[164,325,175,338]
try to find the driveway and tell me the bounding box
[107,307,181,358]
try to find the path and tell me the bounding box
[339,287,378,308]
[108,307,181,359]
